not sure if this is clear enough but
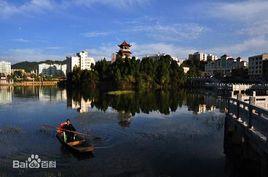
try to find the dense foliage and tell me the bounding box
[181,59,205,77]
[67,55,187,90]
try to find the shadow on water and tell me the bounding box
[224,116,268,177]
[59,145,94,161]
[67,88,226,119]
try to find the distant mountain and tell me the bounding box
[12,60,66,72]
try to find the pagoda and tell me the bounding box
[117,41,132,59]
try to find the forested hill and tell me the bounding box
[12,60,66,72]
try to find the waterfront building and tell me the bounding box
[248,53,268,80]
[0,76,13,85]
[189,52,218,62]
[38,63,67,76]
[207,54,218,61]
[189,52,207,61]
[117,41,132,59]
[0,61,11,76]
[143,53,179,63]
[66,51,95,73]
[144,53,166,60]
[205,55,247,76]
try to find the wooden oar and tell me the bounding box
[42,124,90,137]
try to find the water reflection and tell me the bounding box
[67,97,93,113]
[1,86,266,177]
[0,86,12,104]
[39,88,67,102]
[0,86,227,116]
[67,89,226,116]
[0,86,67,104]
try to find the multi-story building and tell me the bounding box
[66,51,95,73]
[205,55,247,76]
[143,53,179,62]
[0,61,11,76]
[143,53,166,60]
[189,52,207,61]
[207,54,218,61]
[248,53,268,80]
[38,63,67,76]
[189,52,218,62]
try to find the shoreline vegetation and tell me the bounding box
[61,55,198,91]
[0,81,58,86]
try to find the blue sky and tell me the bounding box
[1,0,268,63]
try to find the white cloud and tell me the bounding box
[12,38,30,43]
[239,19,268,36]
[4,48,63,63]
[73,0,150,9]
[86,44,117,60]
[83,32,110,38]
[0,0,55,18]
[209,0,268,38]
[210,36,268,56]
[118,16,206,42]
[211,0,268,21]
[86,42,196,60]
[132,42,195,59]
[0,0,150,18]
[130,23,206,41]
[45,46,62,50]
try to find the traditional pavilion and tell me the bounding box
[117,41,132,59]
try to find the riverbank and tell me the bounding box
[0,81,58,86]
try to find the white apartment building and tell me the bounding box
[189,52,218,62]
[66,51,95,73]
[0,61,11,76]
[248,53,268,79]
[38,63,67,76]
[143,53,166,60]
[207,54,218,61]
[205,55,247,76]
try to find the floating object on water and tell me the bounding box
[56,133,94,153]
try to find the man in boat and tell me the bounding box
[58,119,77,142]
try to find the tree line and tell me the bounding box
[66,55,202,90]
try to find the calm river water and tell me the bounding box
[0,86,259,177]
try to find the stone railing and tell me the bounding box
[227,97,268,140]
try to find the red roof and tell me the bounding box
[118,41,131,47]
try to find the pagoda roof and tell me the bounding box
[118,41,131,47]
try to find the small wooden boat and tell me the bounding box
[56,133,94,153]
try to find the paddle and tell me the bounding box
[42,124,91,137]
